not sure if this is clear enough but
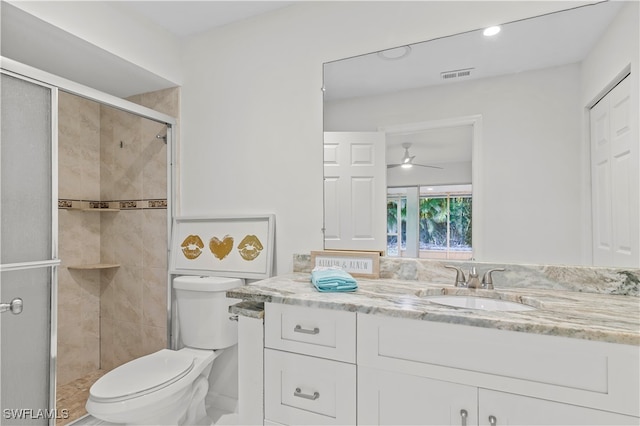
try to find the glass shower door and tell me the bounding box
[1,72,59,425]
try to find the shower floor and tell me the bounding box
[56,370,106,425]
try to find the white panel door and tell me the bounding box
[323,132,386,252]
[590,75,639,267]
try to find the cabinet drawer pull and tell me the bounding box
[489,415,497,426]
[294,387,320,400]
[460,409,468,426]
[294,324,320,335]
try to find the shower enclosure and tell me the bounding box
[1,71,59,426]
[1,60,177,425]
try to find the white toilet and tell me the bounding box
[86,275,243,425]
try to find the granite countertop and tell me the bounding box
[227,273,640,346]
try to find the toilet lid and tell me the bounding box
[90,349,195,402]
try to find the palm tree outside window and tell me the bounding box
[387,185,472,259]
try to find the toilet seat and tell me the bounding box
[90,349,195,403]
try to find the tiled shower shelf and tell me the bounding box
[76,208,120,212]
[67,263,120,270]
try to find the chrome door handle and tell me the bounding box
[489,415,497,426]
[0,298,23,315]
[294,325,319,335]
[294,387,319,400]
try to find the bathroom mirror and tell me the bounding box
[323,1,637,267]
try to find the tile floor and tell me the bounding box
[56,370,106,425]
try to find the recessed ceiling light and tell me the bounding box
[401,163,413,169]
[483,26,501,37]
[377,46,412,60]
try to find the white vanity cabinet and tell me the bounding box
[263,303,357,425]
[253,303,639,425]
[357,314,640,426]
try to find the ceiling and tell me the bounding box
[118,1,294,39]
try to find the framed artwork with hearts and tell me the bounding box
[170,215,275,279]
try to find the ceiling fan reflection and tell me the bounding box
[387,143,443,170]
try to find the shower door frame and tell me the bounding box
[0,57,178,424]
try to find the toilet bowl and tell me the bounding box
[86,276,243,425]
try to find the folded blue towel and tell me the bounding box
[311,268,358,292]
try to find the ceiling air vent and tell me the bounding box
[440,68,474,80]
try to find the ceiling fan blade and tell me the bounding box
[387,164,403,169]
[414,163,444,169]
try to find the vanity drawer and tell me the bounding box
[264,349,356,425]
[265,303,356,363]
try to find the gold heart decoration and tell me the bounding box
[209,235,234,260]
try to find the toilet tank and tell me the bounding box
[173,275,244,350]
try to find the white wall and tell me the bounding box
[179,1,591,273]
[325,63,583,265]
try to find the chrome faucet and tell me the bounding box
[444,265,466,287]
[445,265,506,289]
[481,268,505,289]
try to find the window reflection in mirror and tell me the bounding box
[387,185,472,259]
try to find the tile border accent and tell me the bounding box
[58,199,167,210]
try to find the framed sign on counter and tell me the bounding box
[310,250,380,278]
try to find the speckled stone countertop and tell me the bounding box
[227,273,640,346]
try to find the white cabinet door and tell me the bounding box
[590,75,639,267]
[479,389,640,426]
[323,131,386,252]
[358,366,477,426]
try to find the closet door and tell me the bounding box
[1,72,58,425]
[590,75,638,267]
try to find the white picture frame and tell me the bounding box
[169,215,275,279]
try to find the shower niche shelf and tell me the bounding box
[68,263,121,270]
[78,208,120,212]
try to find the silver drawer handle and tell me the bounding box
[489,415,497,426]
[294,325,319,335]
[460,409,468,426]
[294,387,319,400]
[0,298,23,315]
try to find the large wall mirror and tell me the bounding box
[322,1,639,268]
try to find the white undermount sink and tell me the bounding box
[424,295,536,312]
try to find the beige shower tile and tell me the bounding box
[99,213,117,264]
[100,269,117,321]
[111,319,144,369]
[111,210,144,267]
[100,318,116,371]
[58,270,83,330]
[141,324,167,356]
[113,265,143,325]
[142,209,168,269]
[142,267,167,328]
[136,87,180,117]
[141,120,168,200]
